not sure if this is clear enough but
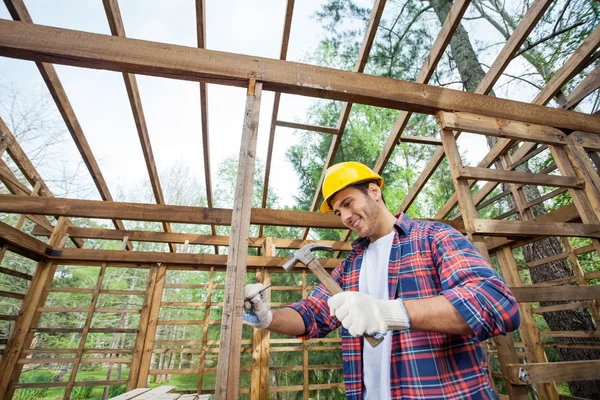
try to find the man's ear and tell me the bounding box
[367,182,381,201]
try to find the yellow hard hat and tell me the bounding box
[320,161,384,213]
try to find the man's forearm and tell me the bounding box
[267,307,307,336]
[403,295,473,336]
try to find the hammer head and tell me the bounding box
[282,243,333,272]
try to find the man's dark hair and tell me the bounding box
[327,179,386,210]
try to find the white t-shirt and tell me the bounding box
[359,230,395,400]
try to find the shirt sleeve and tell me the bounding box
[431,225,520,342]
[287,262,344,340]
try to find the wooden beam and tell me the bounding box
[0,119,84,248]
[0,220,49,257]
[512,286,600,302]
[260,0,295,239]
[570,131,600,152]
[102,0,176,253]
[3,1,133,250]
[1,21,599,133]
[275,120,338,135]
[459,166,584,188]
[474,219,600,239]
[215,82,262,399]
[507,360,600,385]
[396,0,554,214]
[0,194,345,229]
[437,112,567,146]
[560,63,600,110]
[33,225,356,251]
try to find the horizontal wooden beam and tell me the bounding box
[0,220,48,257]
[507,360,600,384]
[475,219,600,239]
[0,194,345,229]
[31,225,354,251]
[1,20,599,133]
[570,131,600,152]
[399,135,443,146]
[48,248,343,269]
[459,166,584,189]
[437,112,567,145]
[512,286,600,302]
[275,120,339,135]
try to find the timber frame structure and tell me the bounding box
[0,0,600,399]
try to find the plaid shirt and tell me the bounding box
[289,213,519,399]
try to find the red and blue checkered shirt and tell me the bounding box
[289,213,519,399]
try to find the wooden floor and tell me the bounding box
[109,386,212,400]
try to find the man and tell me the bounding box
[244,161,520,399]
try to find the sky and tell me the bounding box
[0,0,332,207]
[0,0,596,211]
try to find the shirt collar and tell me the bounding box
[350,213,412,251]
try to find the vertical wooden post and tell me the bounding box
[128,264,159,390]
[497,246,558,400]
[0,217,67,400]
[197,267,215,393]
[251,237,273,400]
[215,79,263,400]
[439,124,529,400]
[137,263,167,387]
[63,263,108,399]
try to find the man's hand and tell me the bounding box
[328,292,410,337]
[243,283,273,329]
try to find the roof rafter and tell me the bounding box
[4,0,133,250]
[102,0,177,253]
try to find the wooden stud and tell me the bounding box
[127,264,159,391]
[137,264,167,387]
[497,247,559,400]
[197,267,215,393]
[215,81,263,399]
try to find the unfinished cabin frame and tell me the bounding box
[0,0,599,399]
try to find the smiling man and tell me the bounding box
[244,161,520,400]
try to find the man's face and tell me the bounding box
[330,185,380,239]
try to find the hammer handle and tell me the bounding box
[307,259,384,348]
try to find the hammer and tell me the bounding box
[282,243,384,347]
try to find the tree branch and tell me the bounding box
[515,21,586,58]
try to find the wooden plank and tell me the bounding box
[0,220,48,257]
[512,286,600,302]
[102,0,176,253]
[0,290,25,300]
[46,248,343,268]
[474,219,600,239]
[35,226,354,251]
[215,82,263,399]
[459,166,584,189]
[0,266,32,281]
[197,267,214,392]
[507,360,600,384]
[276,120,338,135]
[3,1,131,250]
[0,194,346,229]
[437,112,567,145]
[137,265,166,387]
[561,63,600,110]
[570,131,600,152]
[397,0,554,215]
[2,20,597,132]
[106,387,151,400]
[0,261,54,398]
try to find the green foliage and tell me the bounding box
[70,382,94,400]
[14,371,55,400]
[107,385,127,398]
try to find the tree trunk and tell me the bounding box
[429,0,600,397]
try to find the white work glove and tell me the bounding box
[328,292,410,337]
[243,283,273,329]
